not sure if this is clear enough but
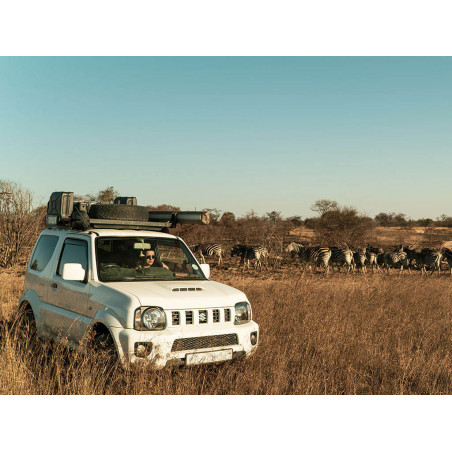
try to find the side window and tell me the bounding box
[57,238,88,277]
[29,235,59,272]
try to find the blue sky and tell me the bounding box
[0,57,451,219]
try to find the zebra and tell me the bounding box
[403,245,418,270]
[330,246,354,273]
[191,243,224,266]
[285,242,304,258]
[366,246,382,273]
[231,245,268,270]
[299,246,332,275]
[382,250,409,274]
[416,248,443,276]
[441,248,452,276]
[353,248,367,274]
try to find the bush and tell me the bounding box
[0,181,45,268]
[374,212,408,227]
[314,206,375,246]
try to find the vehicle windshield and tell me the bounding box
[96,237,206,282]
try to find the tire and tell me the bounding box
[90,330,118,366]
[88,204,149,221]
[17,306,38,347]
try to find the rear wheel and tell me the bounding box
[16,305,38,348]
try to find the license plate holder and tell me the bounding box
[186,349,233,366]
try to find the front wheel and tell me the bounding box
[90,330,119,368]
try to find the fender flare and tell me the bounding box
[87,309,125,358]
[91,307,123,329]
[18,291,42,325]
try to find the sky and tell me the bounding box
[0,56,451,219]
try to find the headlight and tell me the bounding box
[134,307,166,331]
[234,302,251,325]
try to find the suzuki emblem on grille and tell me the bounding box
[199,312,207,322]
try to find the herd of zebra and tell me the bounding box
[190,242,452,276]
[285,242,452,276]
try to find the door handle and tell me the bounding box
[51,283,58,289]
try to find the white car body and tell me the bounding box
[19,229,259,368]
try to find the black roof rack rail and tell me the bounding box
[88,218,172,231]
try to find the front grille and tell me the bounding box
[171,334,239,352]
[224,309,231,322]
[199,310,208,324]
[185,311,193,325]
[172,311,180,325]
[213,309,220,323]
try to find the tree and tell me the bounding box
[265,210,282,225]
[310,199,339,216]
[219,212,236,228]
[374,212,391,227]
[435,214,452,227]
[314,205,375,245]
[374,212,408,227]
[202,208,222,223]
[84,186,120,204]
[0,180,45,267]
[287,215,303,227]
[243,209,259,220]
[418,218,435,227]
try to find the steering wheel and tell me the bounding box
[101,263,122,270]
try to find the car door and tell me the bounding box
[44,237,91,344]
[26,234,61,326]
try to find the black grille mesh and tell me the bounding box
[213,309,220,323]
[171,334,238,352]
[224,309,231,322]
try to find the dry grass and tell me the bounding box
[0,265,450,395]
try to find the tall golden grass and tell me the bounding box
[0,268,450,394]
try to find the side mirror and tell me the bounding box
[61,263,86,281]
[200,263,210,279]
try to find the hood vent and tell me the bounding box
[172,287,203,292]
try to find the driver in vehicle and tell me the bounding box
[136,249,170,270]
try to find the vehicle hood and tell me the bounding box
[104,279,247,309]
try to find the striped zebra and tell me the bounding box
[353,248,367,274]
[330,246,354,273]
[382,250,409,274]
[403,245,418,270]
[300,246,332,275]
[416,248,443,276]
[442,248,452,276]
[285,242,304,258]
[191,243,224,266]
[366,246,382,272]
[231,245,268,270]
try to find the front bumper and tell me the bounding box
[110,320,259,369]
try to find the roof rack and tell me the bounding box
[45,192,209,232]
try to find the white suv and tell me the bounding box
[18,197,259,368]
